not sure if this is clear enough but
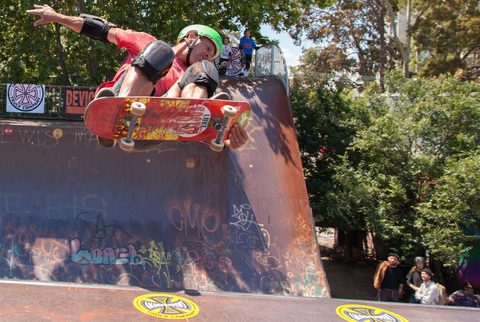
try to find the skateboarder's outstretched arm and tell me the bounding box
[27,4,119,45]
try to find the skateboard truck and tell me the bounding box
[119,101,146,152]
[209,105,238,152]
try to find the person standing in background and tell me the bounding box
[406,256,426,303]
[239,28,259,73]
[373,253,405,302]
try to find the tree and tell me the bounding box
[290,58,363,229]
[416,153,480,266]
[329,73,480,262]
[410,0,480,78]
[384,0,412,77]
[290,0,480,84]
[291,0,402,89]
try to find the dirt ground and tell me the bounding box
[322,257,378,300]
[317,229,378,300]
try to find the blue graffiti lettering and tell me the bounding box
[70,239,141,265]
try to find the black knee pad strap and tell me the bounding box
[131,40,174,83]
[178,61,219,97]
[79,14,116,42]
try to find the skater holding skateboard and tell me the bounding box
[27,4,248,149]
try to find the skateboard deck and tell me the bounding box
[84,96,251,151]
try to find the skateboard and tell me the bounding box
[84,96,251,152]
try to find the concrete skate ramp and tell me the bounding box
[0,77,328,297]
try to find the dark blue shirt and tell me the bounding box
[239,37,257,55]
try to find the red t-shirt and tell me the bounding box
[96,29,187,96]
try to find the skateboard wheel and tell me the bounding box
[119,138,135,152]
[209,139,225,152]
[221,105,237,118]
[131,101,146,116]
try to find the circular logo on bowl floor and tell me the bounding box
[336,304,408,322]
[133,293,199,319]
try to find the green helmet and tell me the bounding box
[177,24,223,61]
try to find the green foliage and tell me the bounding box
[0,0,123,85]
[290,47,358,88]
[412,0,480,78]
[290,0,400,88]
[290,0,480,84]
[292,61,480,264]
[290,69,359,227]
[330,74,480,263]
[416,153,480,266]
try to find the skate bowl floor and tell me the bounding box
[1,280,478,322]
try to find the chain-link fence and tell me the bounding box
[255,45,289,94]
[0,84,96,121]
[1,46,289,122]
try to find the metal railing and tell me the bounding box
[0,84,96,121]
[254,45,289,94]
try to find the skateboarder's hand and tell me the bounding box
[228,123,249,149]
[27,4,59,27]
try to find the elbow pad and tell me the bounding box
[79,14,117,42]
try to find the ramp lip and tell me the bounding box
[0,119,83,128]
[0,279,324,301]
[0,279,146,292]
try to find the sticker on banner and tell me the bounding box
[7,84,45,113]
[133,293,200,319]
[336,304,409,322]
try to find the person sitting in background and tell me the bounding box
[414,268,439,305]
[447,283,480,307]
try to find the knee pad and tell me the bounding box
[178,61,219,97]
[131,40,174,83]
[79,14,117,42]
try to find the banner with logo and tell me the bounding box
[62,87,96,115]
[6,83,45,113]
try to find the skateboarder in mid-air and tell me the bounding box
[26,4,248,149]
